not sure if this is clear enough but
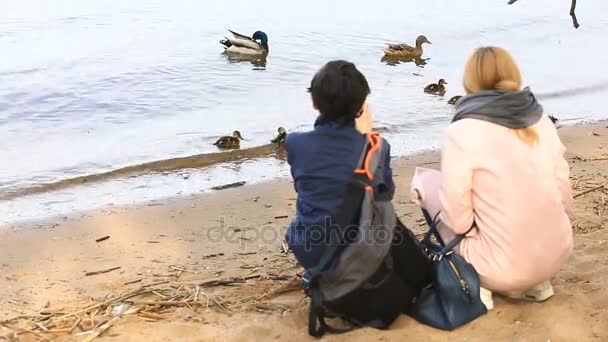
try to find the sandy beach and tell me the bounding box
[1,122,607,341]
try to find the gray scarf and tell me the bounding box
[453,87,543,129]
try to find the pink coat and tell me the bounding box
[411,115,573,293]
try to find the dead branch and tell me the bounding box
[508,0,580,28]
[574,184,606,199]
[85,267,121,277]
[570,0,580,28]
[199,277,247,288]
[59,288,151,320]
[0,271,299,340]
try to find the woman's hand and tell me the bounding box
[356,103,374,134]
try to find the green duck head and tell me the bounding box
[252,31,269,51]
[277,127,286,135]
[416,35,432,47]
[232,130,244,140]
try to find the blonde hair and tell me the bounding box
[463,47,538,146]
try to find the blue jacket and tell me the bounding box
[284,117,395,269]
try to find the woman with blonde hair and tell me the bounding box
[410,47,573,309]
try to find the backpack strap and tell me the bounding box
[302,133,383,279]
[308,289,358,337]
[354,132,383,182]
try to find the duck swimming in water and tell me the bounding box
[271,127,287,145]
[220,30,269,56]
[424,79,448,96]
[448,95,462,105]
[213,130,244,149]
[384,35,432,59]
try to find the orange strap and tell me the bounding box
[354,132,381,181]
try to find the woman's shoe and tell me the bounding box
[508,281,555,302]
[480,287,494,310]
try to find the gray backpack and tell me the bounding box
[300,133,431,337]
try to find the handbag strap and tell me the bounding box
[421,208,474,255]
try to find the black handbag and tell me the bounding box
[410,209,487,330]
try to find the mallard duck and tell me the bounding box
[271,127,287,145]
[424,79,448,96]
[219,30,269,56]
[448,95,462,105]
[213,130,244,149]
[384,35,432,59]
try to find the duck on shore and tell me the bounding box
[271,127,287,145]
[213,130,244,149]
[220,30,269,56]
[424,79,448,96]
[384,35,431,59]
[448,95,462,105]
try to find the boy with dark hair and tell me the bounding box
[284,60,394,268]
[286,61,431,335]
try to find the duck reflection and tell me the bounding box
[381,56,429,67]
[223,53,267,69]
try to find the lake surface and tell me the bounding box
[1,0,608,225]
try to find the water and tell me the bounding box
[1,0,608,225]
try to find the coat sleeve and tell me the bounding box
[438,127,475,235]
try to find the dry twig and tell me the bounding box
[85,267,121,277]
[574,184,606,199]
[1,272,298,340]
[81,316,121,342]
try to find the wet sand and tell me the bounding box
[0,143,286,201]
[1,122,607,341]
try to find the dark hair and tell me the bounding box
[308,60,371,123]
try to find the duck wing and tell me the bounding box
[222,37,262,50]
[271,133,286,144]
[424,84,438,92]
[386,43,416,52]
[213,137,226,145]
[228,29,253,41]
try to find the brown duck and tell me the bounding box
[384,35,432,59]
[213,130,244,149]
[424,79,448,96]
[270,127,287,145]
[448,95,462,105]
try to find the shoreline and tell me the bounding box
[3,118,605,231]
[1,122,607,340]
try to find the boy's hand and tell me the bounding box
[355,103,373,134]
